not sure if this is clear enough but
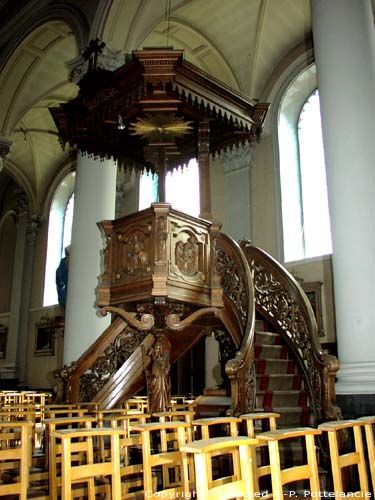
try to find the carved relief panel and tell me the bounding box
[168,218,209,287]
[113,222,153,284]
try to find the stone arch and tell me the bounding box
[0,2,89,73]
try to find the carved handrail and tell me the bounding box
[240,240,341,423]
[92,333,155,408]
[54,310,155,405]
[212,231,256,415]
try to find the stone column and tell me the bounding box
[16,213,41,385]
[5,191,27,380]
[63,153,117,365]
[311,0,375,409]
[0,137,12,171]
[221,143,252,241]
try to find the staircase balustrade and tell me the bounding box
[240,240,341,424]
[213,231,256,416]
[54,314,155,405]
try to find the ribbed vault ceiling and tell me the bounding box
[0,0,372,213]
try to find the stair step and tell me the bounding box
[255,331,281,345]
[254,344,290,359]
[256,390,308,408]
[274,407,311,427]
[256,374,302,391]
[255,319,272,331]
[255,358,297,374]
[254,319,309,428]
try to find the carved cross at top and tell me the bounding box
[82,38,106,72]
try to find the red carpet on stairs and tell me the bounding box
[255,318,311,427]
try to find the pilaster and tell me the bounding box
[221,143,252,241]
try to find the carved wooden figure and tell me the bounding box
[149,334,171,413]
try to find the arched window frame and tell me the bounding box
[43,172,75,306]
[277,64,332,263]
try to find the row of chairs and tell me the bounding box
[1,401,375,499]
[0,391,52,407]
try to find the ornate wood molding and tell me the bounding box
[166,307,224,331]
[99,306,154,331]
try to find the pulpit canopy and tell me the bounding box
[50,47,269,173]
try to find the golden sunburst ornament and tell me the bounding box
[129,114,193,140]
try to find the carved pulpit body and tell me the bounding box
[97,203,215,308]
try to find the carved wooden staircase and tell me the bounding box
[55,204,341,427]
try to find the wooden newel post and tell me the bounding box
[198,121,213,221]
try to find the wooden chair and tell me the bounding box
[319,420,369,497]
[193,415,242,485]
[51,428,123,500]
[257,427,322,500]
[193,415,242,439]
[43,407,88,420]
[104,413,150,498]
[93,408,142,428]
[45,415,97,500]
[241,412,280,498]
[131,420,193,498]
[180,435,259,499]
[124,397,149,413]
[0,421,33,500]
[0,406,44,465]
[153,410,195,442]
[357,416,375,494]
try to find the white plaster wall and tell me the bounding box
[285,256,336,344]
[251,135,279,259]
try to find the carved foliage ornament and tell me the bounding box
[79,325,146,402]
[251,261,321,415]
[215,244,248,326]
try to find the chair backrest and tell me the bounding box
[51,428,123,500]
[131,420,192,498]
[357,416,375,494]
[0,421,33,500]
[153,410,195,441]
[193,416,242,439]
[180,435,259,499]
[45,415,96,500]
[319,420,369,497]
[103,413,150,498]
[257,427,322,500]
[241,412,281,497]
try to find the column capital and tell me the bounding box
[221,143,252,174]
[14,188,29,216]
[0,136,13,172]
[26,214,41,246]
[67,41,128,84]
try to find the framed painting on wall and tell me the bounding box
[0,324,7,358]
[34,318,54,356]
[301,281,324,337]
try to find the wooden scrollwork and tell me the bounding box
[166,307,223,331]
[99,306,155,331]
